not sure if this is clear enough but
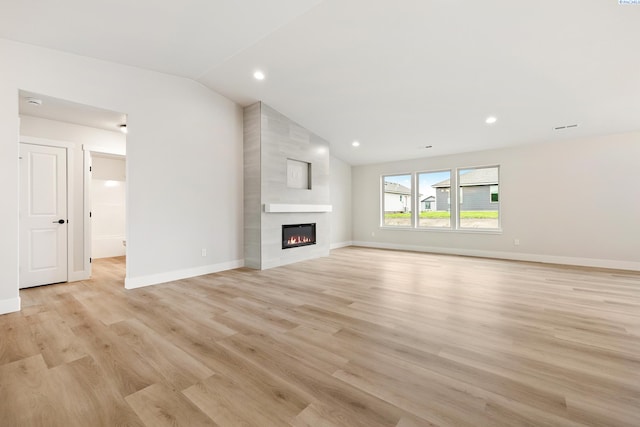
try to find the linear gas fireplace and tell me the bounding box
[282,223,316,249]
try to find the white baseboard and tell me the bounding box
[0,297,21,315]
[351,241,640,272]
[330,241,353,250]
[124,259,244,290]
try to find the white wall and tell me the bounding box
[20,115,126,155]
[330,155,352,248]
[0,81,20,314]
[0,39,243,312]
[92,155,126,259]
[352,131,640,271]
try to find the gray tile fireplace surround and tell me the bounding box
[243,102,331,269]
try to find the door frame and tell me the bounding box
[19,136,91,283]
[84,149,92,279]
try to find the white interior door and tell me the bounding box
[19,143,68,288]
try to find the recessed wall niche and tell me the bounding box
[287,158,311,189]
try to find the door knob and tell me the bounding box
[53,219,66,224]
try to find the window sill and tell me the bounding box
[379,226,503,235]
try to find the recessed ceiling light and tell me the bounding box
[119,124,128,134]
[352,141,360,147]
[253,70,265,80]
[485,116,497,124]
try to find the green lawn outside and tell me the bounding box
[385,211,498,219]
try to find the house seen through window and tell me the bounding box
[382,174,412,226]
[457,167,500,229]
[418,170,451,228]
[490,185,499,202]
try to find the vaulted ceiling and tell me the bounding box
[3,0,639,164]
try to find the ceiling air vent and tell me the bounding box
[25,97,43,106]
[553,124,578,131]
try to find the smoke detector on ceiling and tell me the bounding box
[25,97,43,106]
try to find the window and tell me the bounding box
[490,185,499,202]
[382,174,412,227]
[381,165,500,231]
[418,170,451,228]
[458,166,500,229]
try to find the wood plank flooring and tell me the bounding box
[2,247,640,426]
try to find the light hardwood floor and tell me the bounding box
[2,247,640,426]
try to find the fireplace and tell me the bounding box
[282,223,316,249]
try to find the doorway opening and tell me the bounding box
[90,153,127,261]
[18,90,127,288]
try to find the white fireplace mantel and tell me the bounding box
[264,204,332,213]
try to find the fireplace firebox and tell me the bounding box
[282,223,316,249]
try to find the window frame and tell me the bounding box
[379,165,501,233]
[416,169,453,230]
[457,166,501,231]
[380,173,414,228]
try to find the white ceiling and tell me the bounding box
[3,0,640,165]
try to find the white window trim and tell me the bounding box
[379,165,501,233]
[416,169,453,230]
[457,165,500,231]
[380,173,414,228]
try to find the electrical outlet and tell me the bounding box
[371,231,375,237]
[201,248,207,257]
[514,239,520,246]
